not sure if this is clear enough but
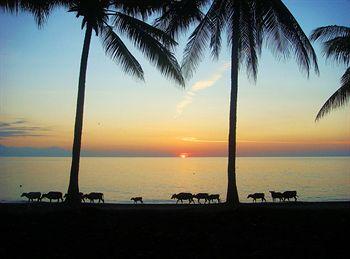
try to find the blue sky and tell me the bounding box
[0,0,349,157]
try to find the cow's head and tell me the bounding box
[171,194,177,199]
[247,194,252,199]
[20,193,27,197]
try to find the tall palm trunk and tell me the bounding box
[226,13,240,207]
[66,24,93,205]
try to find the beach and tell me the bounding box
[1,202,349,258]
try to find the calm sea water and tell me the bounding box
[0,157,349,203]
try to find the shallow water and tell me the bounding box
[0,157,349,203]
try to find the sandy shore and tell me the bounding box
[0,201,349,258]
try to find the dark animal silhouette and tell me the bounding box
[21,192,41,202]
[83,192,104,203]
[41,192,63,203]
[282,191,298,202]
[194,193,209,203]
[131,197,143,204]
[247,193,266,202]
[270,191,283,202]
[171,193,195,204]
[207,194,220,203]
[64,192,85,202]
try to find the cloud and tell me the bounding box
[175,62,230,118]
[0,119,50,139]
[179,137,226,143]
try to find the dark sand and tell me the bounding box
[0,202,349,258]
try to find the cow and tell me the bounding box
[21,192,41,202]
[207,194,220,203]
[171,193,195,204]
[41,192,64,203]
[193,193,209,204]
[282,191,298,202]
[247,193,266,202]
[269,191,283,202]
[64,192,85,202]
[83,192,104,203]
[131,197,143,203]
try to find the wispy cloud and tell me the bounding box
[179,137,226,143]
[175,62,230,118]
[180,137,350,145]
[0,119,50,139]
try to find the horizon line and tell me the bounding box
[1,154,349,158]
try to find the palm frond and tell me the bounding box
[316,67,350,120]
[323,36,350,65]
[113,0,166,20]
[256,2,289,60]
[154,0,205,39]
[113,12,184,86]
[260,0,319,77]
[113,12,177,48]
[239,0,259,81]
[100,25,144,81]
[310,25,350,42]
[0,0,70,27]
[181,0,223,79]
[209,0,228,60]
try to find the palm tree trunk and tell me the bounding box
[66,24,93,205]
[226,13,240,208]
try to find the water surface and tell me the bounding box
[0,157,349,203]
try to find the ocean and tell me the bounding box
[0,156,349,203]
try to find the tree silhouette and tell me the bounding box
[162,0,319,207]
[1,0,184,205]
[310,25,350,120]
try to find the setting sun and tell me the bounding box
[179,153,188,158]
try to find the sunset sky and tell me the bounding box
[0,0,349,157]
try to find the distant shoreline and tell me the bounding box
[1,155,350,158]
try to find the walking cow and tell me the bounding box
[21,192,41,202]
[247,193,266,202]
[41,192,64,203]
[171,193,195,204]
[83,192,104,203]
[282,191,298,202]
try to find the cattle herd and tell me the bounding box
[171,192,220,204]
[247,191,298,202]
[20,190,298,203]
[20,192,104,203]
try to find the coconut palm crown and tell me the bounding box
[161,0,319,207]
[0,0,185,204]
[310,25,350,120]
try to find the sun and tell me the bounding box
[179,153,188,158]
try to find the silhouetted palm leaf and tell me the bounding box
[181,0,318,80]
[316,68,350,120]
[154,0,207,38]
[114,12,185,86]
[101,25,144,80]
[311,25,350,120]
[0,0,69,26]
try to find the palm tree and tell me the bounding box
[162,0,319,207]
[310,25,350,120]
[1,0,184,204]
